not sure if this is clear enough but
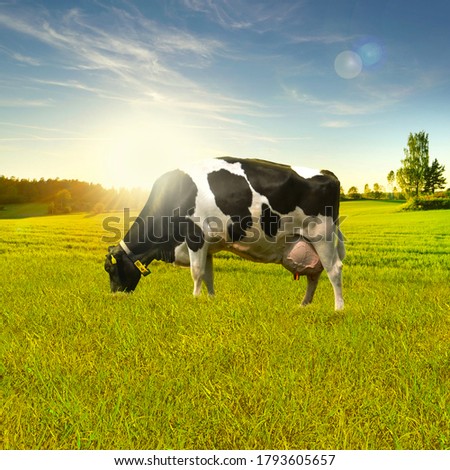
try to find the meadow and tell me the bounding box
[1,201,449,450]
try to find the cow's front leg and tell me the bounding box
[189,246,211,297]
[301,272,321,306]
[204,254,215,297]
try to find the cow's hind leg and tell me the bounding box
[312,241,344,311]
[189,246,214,297]
[329,261,344,311]
[301,272,321,306]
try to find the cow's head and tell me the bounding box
[104,245,141,293]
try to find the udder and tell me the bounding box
[282,239,323,277]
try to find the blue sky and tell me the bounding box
[1,0,449,191]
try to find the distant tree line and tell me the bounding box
[0,176,148,214]
[342,131,449,209]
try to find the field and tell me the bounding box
[0,202,48,219]
[1,201,449,450]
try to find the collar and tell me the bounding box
[119,240,151,276]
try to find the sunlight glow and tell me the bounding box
[96,114,210,189]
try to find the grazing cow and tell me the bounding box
[104,157,345,310]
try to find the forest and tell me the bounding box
[0,175,148,214]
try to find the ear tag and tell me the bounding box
[134,260,151,276]
[111,255,117,265]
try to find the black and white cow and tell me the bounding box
[104,157,345,310]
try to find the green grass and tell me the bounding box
[1,201,449,449]
[0,202,49,219]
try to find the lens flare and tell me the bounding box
[358,41,383,67]
[334,50,363,79]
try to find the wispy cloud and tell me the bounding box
[0,136,108,142]
[0,121,91,135]
[0,45,42,66]
[0,3,271,127]
[33,78,103,94]
[11,52,41,66]
[289,34,355,45]
[181,0,301,32]
[321,120,353,128]
[282,80,417,117]
[0,99,53,108]
[0,120,110,143]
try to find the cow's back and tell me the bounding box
[178,157,341,251]
[218,156,341,219]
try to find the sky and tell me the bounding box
[1,0,449,192]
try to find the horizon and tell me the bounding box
[0,158,448,195]
[1,0,449,192]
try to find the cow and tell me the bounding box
[104,157,345,310]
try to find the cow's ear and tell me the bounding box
[106,246,122,266]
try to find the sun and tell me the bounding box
[94,113,210,189]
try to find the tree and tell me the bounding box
[54,189,72,213]
[92,202,106,214]
[373,183,384,199]
[393,186,402,200]
[396,131,429,197]
[387,170,395,191]
[347,186,361,199]
[386,170,396,199]
[423,158,446,194]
